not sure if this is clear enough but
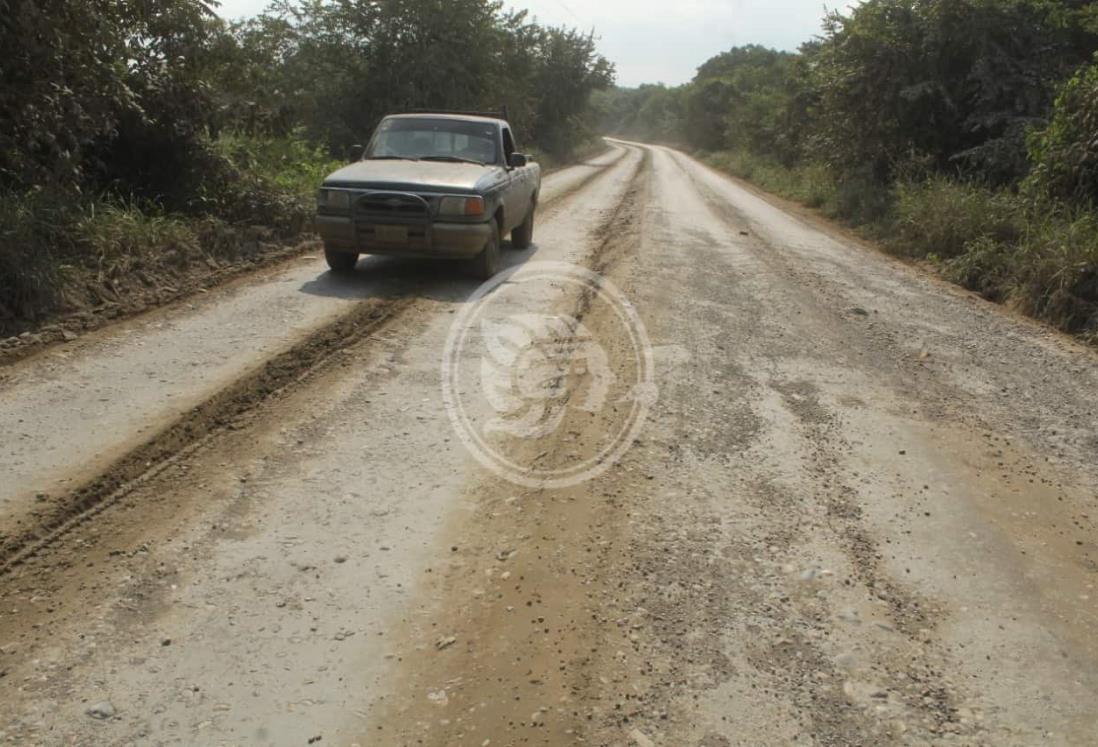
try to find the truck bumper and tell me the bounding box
[317,215,490,259]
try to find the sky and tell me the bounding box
[214,0,852,88]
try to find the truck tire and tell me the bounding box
[472,220,502,280]
[325,246,358,273]
[511,202,535,250]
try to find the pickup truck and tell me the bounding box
[315,112,541,279]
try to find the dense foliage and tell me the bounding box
[0,0,614,326]
[222,1,613,158]
[1026,55,1098,203]
[597,0,1098,337]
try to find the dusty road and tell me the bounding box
[1,141,1097,746]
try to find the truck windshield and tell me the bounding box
[366,118,498,165]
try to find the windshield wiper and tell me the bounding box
[366,155,417,161]
[420,155,485,166]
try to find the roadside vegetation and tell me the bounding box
[596,0,1098,341]
[0,0,613,336]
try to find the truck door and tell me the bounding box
[501,126,529,231]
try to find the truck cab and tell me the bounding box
[316,112,541,279]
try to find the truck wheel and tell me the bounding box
[325,246,358,273]
[511,203,535,249]
[472,221,502,280]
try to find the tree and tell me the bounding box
[1027,56,1098,204]
[1,0,615,201]
[224,0,613,158]
[0,0,136,188]
[808,0,1098,184]
[683,45,804,160]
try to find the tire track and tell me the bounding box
[358,146,651,747]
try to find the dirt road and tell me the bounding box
[1,141,1097,746]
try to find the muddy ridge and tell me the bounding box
[0,297,412,572]
[0,237,323,367]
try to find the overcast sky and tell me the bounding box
[214,1,852,87]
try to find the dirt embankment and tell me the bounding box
[0,232,322,366]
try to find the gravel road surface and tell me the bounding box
[1,141,1096,746]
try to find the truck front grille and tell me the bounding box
[356,193,431,218]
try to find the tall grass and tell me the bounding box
[704,151,838,212]
[75,202,200,269]
[991,211,1098,335]
[891,177,1023,259]
[0,190,67,320]
[891,178,1097,334]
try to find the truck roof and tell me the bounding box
[385,112,508,126]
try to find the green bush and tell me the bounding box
[213,134,339,202]
[2,0,616,332]
[831,171,894,227]
[1026,59,1098,205]
[201,134,340,232]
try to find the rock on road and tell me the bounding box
[0,141,1096,746]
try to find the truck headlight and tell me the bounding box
[317,189,351,210]
[439,196,485,218]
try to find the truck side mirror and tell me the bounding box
[508,152,528,168]
[349,144,365,162]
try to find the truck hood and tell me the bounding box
[321,160,503,193]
